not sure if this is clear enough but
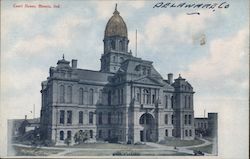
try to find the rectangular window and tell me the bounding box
[108,112,111,124]
[67,131,71,139]
[184,115,187,125]
[89,130,93,138]
[89,112,93,124]
[165,114,168,124]
[79,111,83,124]
[165,96,168,108]
[99,130,102,138]
[67,110,72,124]
[171,115,174,124]
[59,110,65,124]
[152,94,155,104]
[98,112,103,125]
[188,115,192,125]
[165,129,168,136]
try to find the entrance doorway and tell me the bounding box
[139,113,156,142]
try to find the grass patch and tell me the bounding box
[13,146,63,156]
[188,144,213,154]
[159,138,205,147]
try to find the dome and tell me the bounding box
[104,5,127,38]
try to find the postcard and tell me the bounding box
[0,0,249,158]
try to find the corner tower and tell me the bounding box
[100,4,132,73]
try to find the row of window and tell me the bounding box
[184,96,192,108]
[60,86,125,106]
[59,110,93,124]
[184,115,192,125]
[59,110,122,125]
[59,130,93,141]
[165,129,175,137]
[164,114,174,125]
[136,89,157,105]
[195,122,207,128]
[185,130,192,137]
[59,85,73,103]
[165,95,174,109]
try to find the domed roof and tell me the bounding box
[104,5,127,38]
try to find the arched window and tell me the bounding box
[189,130,192,136]
[111,40,115,50]
[89,112,93,124]
[79,111,83,124]
[165,114,168,124]
[188,96,191,108]
[67,131,71,139]
[152,94,155,104]
[185,130,188,136]
[59,85,65,103]
[171,114,174,124]
[171,96,174,108]
[79,88,84,105]
[67,86,72,103]
[165,96,168,108]
[185,96,187,108]
[60,131,64,140]
[89,130,93,138]
[98,112,103,125]
[143,89,150,104]
[119,41,123,51]
[136,89,140,102]
[99,89,102,103]
[89,89,94,105]
[165,129,168,137]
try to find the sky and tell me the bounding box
[0,0,249,157]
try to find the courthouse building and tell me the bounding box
[40,5,195,145]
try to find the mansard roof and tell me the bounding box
[76,69,114,83]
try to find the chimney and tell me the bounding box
[71,59,77,68]
[168,73,173,84]
[25,115,27,120]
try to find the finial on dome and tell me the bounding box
[113,3,119,14]
[62,54,65,60]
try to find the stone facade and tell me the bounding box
[40,6,195,145]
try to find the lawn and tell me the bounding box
[188,144,213,154]
[65,149,192,156]
[159,138,205,147]
[56,143,153,149]
[13,146,63,156]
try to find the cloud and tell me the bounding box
[3,13,91,60]
[144,10,215,45]
[184,26,249,81]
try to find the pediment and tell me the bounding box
[134,77,161,85]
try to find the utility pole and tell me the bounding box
[135,29,137,57]
[33,104,35,119]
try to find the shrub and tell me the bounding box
[113,150,140,156]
